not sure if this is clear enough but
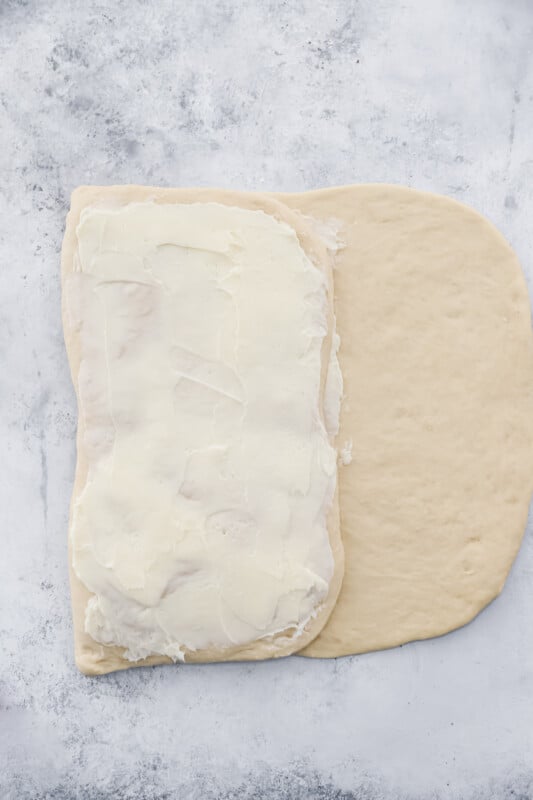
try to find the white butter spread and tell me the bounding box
[303,214,346,256]
[340,440,353,466]
[67,202,339,660]
[324,333,343,437]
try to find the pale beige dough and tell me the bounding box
[277,185,533,657]
[63,183,533,671]
[62,186,344,675]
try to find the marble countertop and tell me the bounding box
[2,1,533,798]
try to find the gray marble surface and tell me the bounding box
[2,1,533,798]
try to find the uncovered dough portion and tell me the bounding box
[278,185,533,657]
[62,187,344,675]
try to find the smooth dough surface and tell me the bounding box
[278,185,533,657]
[62,186,344,675]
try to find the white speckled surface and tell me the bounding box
[1,1,533,798]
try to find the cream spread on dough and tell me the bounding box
[66,202,339,661]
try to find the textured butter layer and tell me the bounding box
[65,201,339,661]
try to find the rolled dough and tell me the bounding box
[62,183,533,670]
[279,185,533,657]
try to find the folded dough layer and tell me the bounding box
[62,187,343,674]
